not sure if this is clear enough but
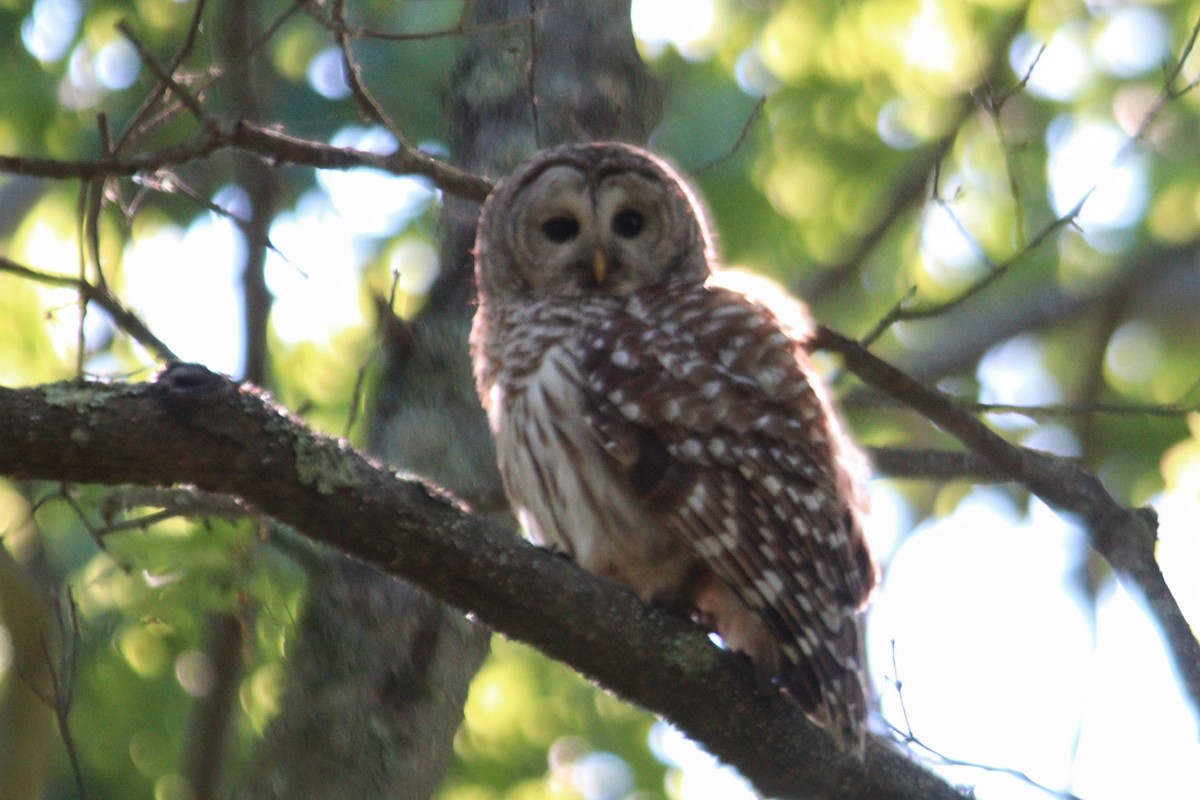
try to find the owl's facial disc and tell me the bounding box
[511,163,699,296]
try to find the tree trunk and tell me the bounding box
[234,3,659,798]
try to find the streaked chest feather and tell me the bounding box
[491,340,688,595]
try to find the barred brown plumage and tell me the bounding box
[470,142,876,754]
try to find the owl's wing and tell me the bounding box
[578,283,874,747]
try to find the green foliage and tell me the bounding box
[444,639,664,800]
[2,0,1199,798]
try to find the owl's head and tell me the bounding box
[475,143,717,301]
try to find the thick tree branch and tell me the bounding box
[0,368,958,800]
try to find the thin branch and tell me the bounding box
[979,42,1047,251]
[22,591,90,800]
[886,641,915,739]
[0,257,177,361]
[135,170,284,259]
[58,488,110,554]
[896,238,1200,381]
[968,400,1199,419]
[112,0,212,154]
[301,0,533,43]
[886,639,1082,799]
[75,114,115,375]
[860,192,1086,347]
[526,0,542,147]
[345,271,403,441]
[694,97,767,174]
[331,0,407,140]
[861,17,1200,346]
[0,122,492,203]
[801,12,1027,303]
[219,3,305,88]
[801,136,951,303]
[993,41,1047,108]
[118,20,218,132]
[886,721,1083,800]
[866,447,1013,483]
[1129,14,1200,144]
[99,486,253,524]
[4,12,487,207]
[855,394,1200,420]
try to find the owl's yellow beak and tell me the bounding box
[593,250,607,285]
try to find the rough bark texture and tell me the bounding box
[0,374,963,800]
[237,3,661,799]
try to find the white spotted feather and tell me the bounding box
[471,142,876,754]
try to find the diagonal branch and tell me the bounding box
[0,256,177,361]
[0,366,959,800]
[813,325,1200,722]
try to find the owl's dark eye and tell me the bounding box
[611,209,645,239]
[541,216,580,243]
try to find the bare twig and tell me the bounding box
[886,640,914,739]
[118,20,218,132]
[860,191,1087,347]
[1130,14,1200,144]
[526,0,542,147]
[860,16,1200,346]
[884,720,1084,800]
[135,170,284,258]
[99,486,253,524]
[330,0,407,139]
[301,0,533,43]
[20,591,90,800]
[884,647,1084,800]
[801,136,952,302]
[893,238,1200,381]
[113,0,212,154]
[801,12,1027,303]
[978,42,1047,251]
[694,97,766,174]
[967,400,1199,419]
[345,270,404,441]
[847,390,1200,420]
[993,41,1047,108]
[0,257,177,361]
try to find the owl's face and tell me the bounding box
[476,144,715,301]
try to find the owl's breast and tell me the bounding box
[490,327,692,599]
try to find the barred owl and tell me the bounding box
[470,142,876,753]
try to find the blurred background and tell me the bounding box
[1,1,1198,798]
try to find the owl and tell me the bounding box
[469,142,876,754]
